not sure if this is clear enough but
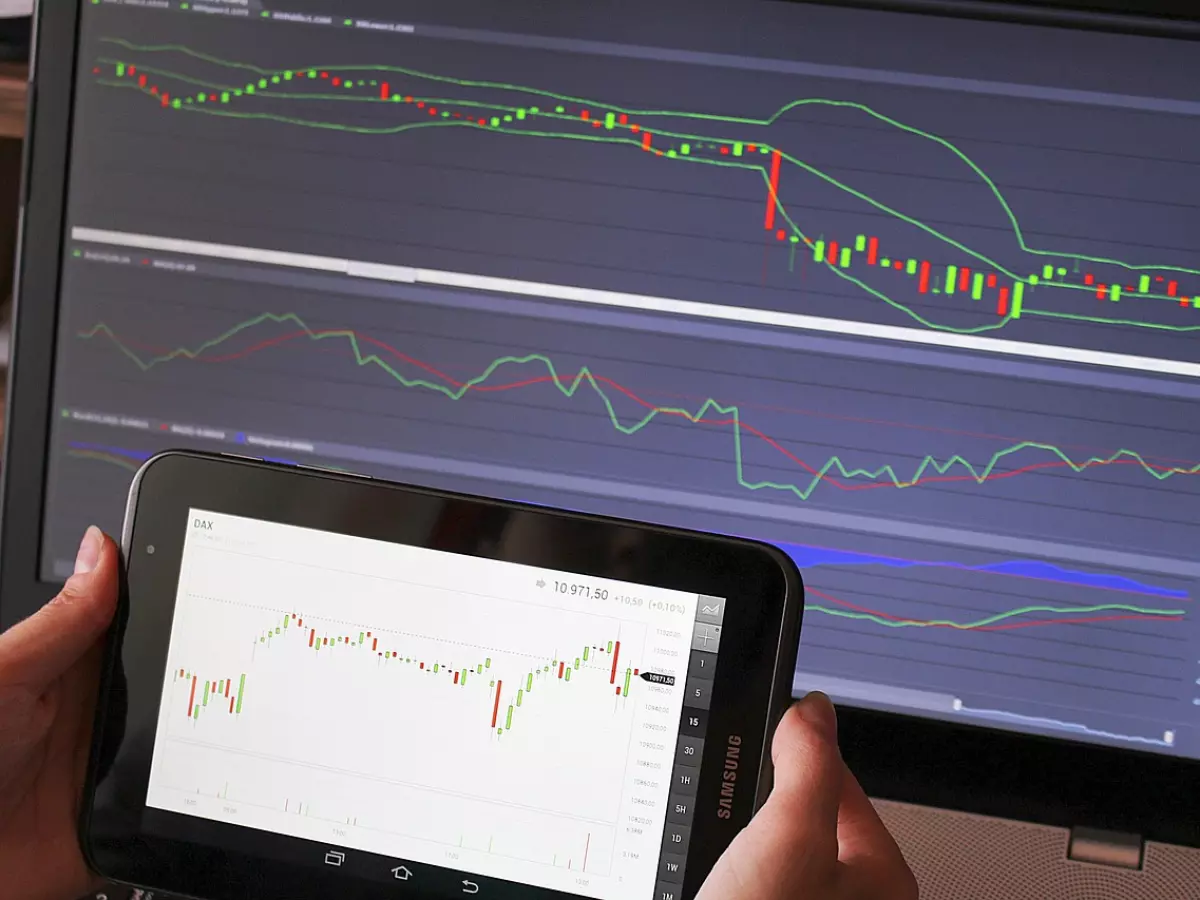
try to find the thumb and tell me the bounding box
[697,693,846,900]
[0,527,119,689]
[763,692,844,839]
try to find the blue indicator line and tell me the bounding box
[775,541,1187,600]
[955,704,1173,748]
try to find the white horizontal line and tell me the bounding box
[70,226,1200,378]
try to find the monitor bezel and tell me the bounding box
[3,0,1198,849]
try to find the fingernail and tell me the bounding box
[75,526,103,575]
[798,691,838,744]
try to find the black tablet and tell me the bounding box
[81,450,804,900]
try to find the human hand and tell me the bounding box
[697,693,918,900]
[0,527,119,900]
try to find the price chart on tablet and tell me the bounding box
[146,511,700,900]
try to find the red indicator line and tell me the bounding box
[918,261,931,294]
[1098,285,1109,300]
[764,150,782,230]
[610,641,621,684]
[138,75,147,88]
[297,618,302,627]
[187,675,196,717]
[615,686,622,695]
[959,267,971,292]
[420,661,425,670]
[1084,274,1095,285]
[580,109,590,120]
[224,679,230,698]
[641,131,652,151]
[987,274,997,288]
[111,325,1200,493]
[1168,281,1179,297]
[775,229,785,241]
[558,661,565,679]
[380,82,390,100]
[332,77,341,86]
[454,671,460,684]
[372,638,378,651]
[308,629,315,648]
[867,237,879,266]
[997,287,1010,317]
[491,680,502,728]
[229,695,235,714]
[618,113,628,125]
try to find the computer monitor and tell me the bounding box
[3,0,1198,853]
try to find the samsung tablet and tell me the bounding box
[81,450,804,900]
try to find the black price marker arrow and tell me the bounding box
[639,672,676,686]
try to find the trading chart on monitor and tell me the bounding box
[43,1,1200,759]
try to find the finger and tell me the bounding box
[0,528,119,689]
[696,694,847,899]
[765,692,844,834]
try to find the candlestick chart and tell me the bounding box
[169,608,638,732]
[85,38,1200,365]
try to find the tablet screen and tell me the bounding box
[145,510,720,900]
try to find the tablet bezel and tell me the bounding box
[3,0,1199,852]
[80,450,802,900]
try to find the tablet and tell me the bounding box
[81,450,804,900]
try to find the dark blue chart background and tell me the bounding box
[41,0,1200,757]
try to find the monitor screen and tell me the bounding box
[44,0,1199,762]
